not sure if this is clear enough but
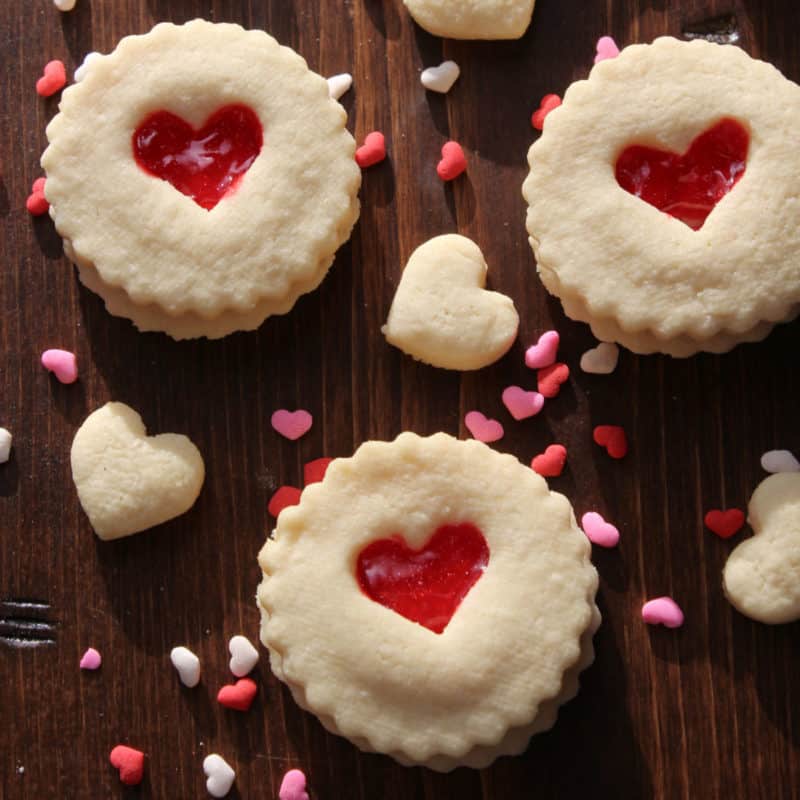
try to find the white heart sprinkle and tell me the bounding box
[203,754,236,799]
[327,73,353,101]
[54,0,77,10]
[74,52,101,83]
[580,342,619,374]
[0,428,12,464]
[228,635,259,678]
[170,646,201,688]
[421,61,460,94]
[760,449,800,474]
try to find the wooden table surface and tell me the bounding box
[3,0,800,797]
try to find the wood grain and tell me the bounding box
[2,0,800,797]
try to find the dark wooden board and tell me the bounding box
[2,0,800,797]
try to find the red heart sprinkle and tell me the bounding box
[26,177,49,216]
[217,678,258,711]
[537,363,569,398]
[132,104,263,210]
[109,745,145,786]
[356,131,386,168]
[268,486,301,518]
[437,141,467,181]
[593,425,628,459]
[531,94,562,131]
[304,457,333,486]
[531,444,567,477]
[356,523,489,634]
[36,60,67,97]
[704,508,745,539]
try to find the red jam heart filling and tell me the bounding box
[356,523,489,634]
[132,104,263,210]
[615,118,749,230]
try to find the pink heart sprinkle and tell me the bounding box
[501,386,544,421]
[41,349,78,384]
[581,512,620,548]
[79,647,102,670]
[642,597,684,629]
[464,411,504,443]
[594,35,620,64]
[279,769,309,800]
[271,409,313,441]
[524,330,559,370]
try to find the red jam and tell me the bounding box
[356,523,489,634]
[615,118,749,230]
[132,104,263,210]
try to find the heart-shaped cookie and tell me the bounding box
[404,0,536,40]
[70,402,205,540]
[723,473,800,624]
[382,235,519,370]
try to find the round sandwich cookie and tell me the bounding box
[403,0,536,40]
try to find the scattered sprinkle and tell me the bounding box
[421,60,460,93]
[0,428,11,463]
[581,512,620,548]
[26,177,49,216]
[531,444,567,477]
[524,330,559,369]
[642,597,684,629]
[355,131,386,168]
[268,486,302,517]
[303,457,333,485]
[704,508,745,539]
[501,386,544,420]
[170,645,201,688]
[580,341,619,374]
[36,59,67,97]
[279,769,310,800]
[593,425,628,459]
[79,647,102,670]
[271,409,313,441]
[327,73,353,101]
[203,754,236,799]
[537,362,570,398]
[464,411,504,443]
[74,52,101,83]
[109,745,145,786]
[41,348,78,384]
[531,94,561,131]
[437,141,467,181]
[228,635,259,678]
[760,449,800,474]
[594,35,621,64]
[217,678,257,712]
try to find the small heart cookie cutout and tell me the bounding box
[580,342,619,374]
[421,60,460,93]
[502,386,544,420]
[280,769,310,800]
[581,512,620,548]
[593,425,628,459]
[531,444,567,477]
[531,94,561,131]
[217,678,258,711]
[70,402,205,540]
[437,141,467,181]
[524,330,559,369]
[594,35,620,64]
[203,754,236,799]
[271,409,313,441]
[537,363,569,398]
[356,131,386,168]
[464,411,504,443]
[109,745,145,786]
[705,508,745,539]
[642,597,684,629]
[383,235,519,370]
[36,60,66,97]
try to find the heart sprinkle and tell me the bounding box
[203,754,236,799]
[356,131,386,168]
[271,409,313,441]
[26,177,49,216]
[327,72,353,101]
[704,508,745,539]
[41,349,78,384]
[501,386,544,421]
[217,678,257,711]
[0,428,12,464]
[580,342,619,375]
[581,512,620,548]
[464,411,504,443]
[421,60,460,93]
[593,425,628,459]
[109,745,145,786]
[279,769,310,800]
[36,60,67,97]
[594,35,620,64]
[304,457,333,485]
[437,141,467,181]
[641,597,684,629]
[79,647,102,670]
[228,635,259,678]
[268,486,302,517]
[74,52,101,83]
[524,330,559,369]
[538,363,570,398]
[170,645,201,688]
[54,0,77,9]
[531,94,562,131]
[760,449,800,474]
[531,444,567,477]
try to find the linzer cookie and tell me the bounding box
[42,19,360,339]
[257,432,599,771]
[404,0,535,40]
[523,37,800,357]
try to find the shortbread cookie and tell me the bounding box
[404,0,535,40]
[523,37,800,356]
[382,235,519,370]
[42,20,360,338]
[71,402,204,540]
[257,432,598,770]
[723,473,800,624]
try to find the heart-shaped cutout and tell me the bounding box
[109,745,145,786]
[356,523,489,633]
[203,754,236,799]
[705,508,745,539]
[383,235,519,370]
[70,402,205,540]
[217,677,258,711]
[615,118,749,230]
[132,104,263,210]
